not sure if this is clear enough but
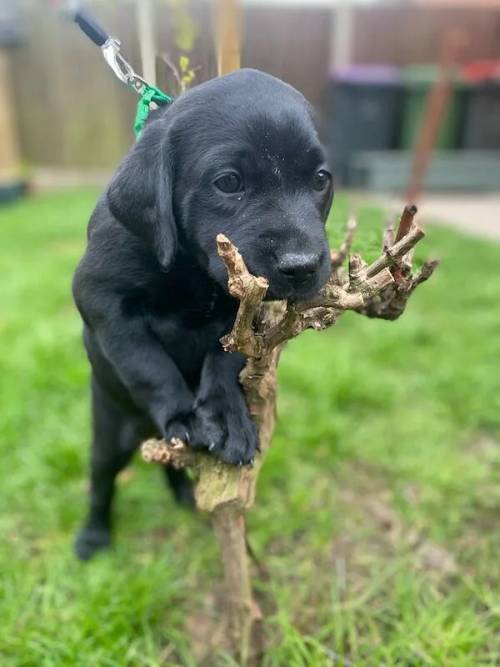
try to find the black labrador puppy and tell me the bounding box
[72,69,333,560]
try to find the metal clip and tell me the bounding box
[101,37,147,95]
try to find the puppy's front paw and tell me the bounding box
[190,396,259,466]
[164,416,192,445]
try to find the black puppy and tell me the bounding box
[72,69,333,560]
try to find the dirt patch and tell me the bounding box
[334,461,458,579]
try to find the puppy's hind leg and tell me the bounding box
[163,467,195,508]
[75,378,142,561]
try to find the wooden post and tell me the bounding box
[0,51,21,189]
[136,0,157,86]
[215,0,241,76]
[330,3,354,71]
[405,29,466,203]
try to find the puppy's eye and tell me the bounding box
[313,169,331,192]
[214,172,243,194]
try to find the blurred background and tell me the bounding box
[1,0,500,209]
[1,1,499,665]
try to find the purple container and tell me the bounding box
[332,64,401,86]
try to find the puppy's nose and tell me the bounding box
[278,252,320,283]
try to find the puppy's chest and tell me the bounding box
[147,309,229,379]
[143,272,235,372]
[147,268,233,327]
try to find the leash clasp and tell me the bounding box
[101,37,147,95]
[70,6,173,138]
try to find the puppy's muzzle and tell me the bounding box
[277,252,323,287]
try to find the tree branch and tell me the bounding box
[141,205,435,467]
[140,204,436,664]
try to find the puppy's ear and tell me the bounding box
[107,121,176,270]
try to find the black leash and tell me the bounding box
[66,4,173,136]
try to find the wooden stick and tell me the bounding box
[0,53,21,186]
[395,204,418,243]
[365,225,425,279]
[211,506,257,665]
[331,215,357,270]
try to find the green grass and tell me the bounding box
[1,189,499,666]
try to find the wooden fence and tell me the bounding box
[5,1,500,168]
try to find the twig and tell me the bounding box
[331,215,357,270]
[365,225,424,279]
[395,204,418,242]
[217,234,268,358]
[141,438,197,467]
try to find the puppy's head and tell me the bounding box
[108,69,333,301]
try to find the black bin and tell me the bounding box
[327,65,402,186]
[462,61,500,150]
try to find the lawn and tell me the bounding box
[0,189,499,666]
